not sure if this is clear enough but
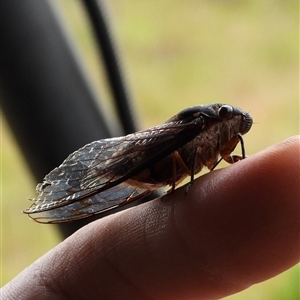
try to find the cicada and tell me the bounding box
[24,103,253,223]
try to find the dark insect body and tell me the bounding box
[24,103,253,223]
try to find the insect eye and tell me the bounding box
[218,105,233,119]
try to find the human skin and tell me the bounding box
[2,136,299,300]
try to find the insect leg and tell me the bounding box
[173,151,191,175]
[238,133,246,159]
[210,157,223,171]
[167,151,191,193]
[171,152,177,192]
[220,134,247,165]
[185,147,198,194]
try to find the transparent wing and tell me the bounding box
[24,118,203,223]
[27,182,154,223]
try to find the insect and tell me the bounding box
[24,103,253,223]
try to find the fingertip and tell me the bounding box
[167,136,299,292]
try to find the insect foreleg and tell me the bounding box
[218,133,247,166]
[238,133,246,159]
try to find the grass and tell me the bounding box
[1,0,299,298]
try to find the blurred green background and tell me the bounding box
[1,0,299,298]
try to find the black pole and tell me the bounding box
[1,0,123,237]
[81,0,138,134]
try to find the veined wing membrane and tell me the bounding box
[28,182,154,223]
[24,117,204,222]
